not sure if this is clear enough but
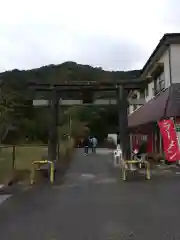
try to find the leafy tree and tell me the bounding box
[59,106,89,139]
[58,120,89,139]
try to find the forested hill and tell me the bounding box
[0,62,141,144]
[1,61,141,85]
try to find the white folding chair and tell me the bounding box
[113,145,122,168]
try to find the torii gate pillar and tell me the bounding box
[48,89,59,162]
[117,85,131,160]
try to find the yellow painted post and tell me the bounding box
[50,162,54,184]
[30,160,55,184]
[122,162,126,181]
[34,160,48,164]
[30,163,35,184]
[145,162,151,180]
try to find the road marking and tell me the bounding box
[52,183,79,189]
[0,195,11,205]
[164,169,171,173]
[81,174,95,179]
[53,177,117,189]
[94,178,116,184]
[22,186,33,191]
[96,149,113,154]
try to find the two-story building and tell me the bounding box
[128,33,180,154]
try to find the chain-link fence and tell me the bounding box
[0,145,48,183]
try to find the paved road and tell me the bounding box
[0,149,180,239]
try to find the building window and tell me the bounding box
[131,91,138,99]
[140,91,145,99]
[145,86,148,98]
[132,104,137,111]
[151,87,155,97]
[156,72,165,94]
[176,124,180,132]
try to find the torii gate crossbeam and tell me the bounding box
[28,80,145,162]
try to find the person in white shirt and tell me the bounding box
[91,136,98,154]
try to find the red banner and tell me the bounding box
[158,119,180,162]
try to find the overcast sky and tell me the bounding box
[0,0,179,72]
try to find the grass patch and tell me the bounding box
[0,145,47,184]
[59,138,75,159]
[0,140,75,184]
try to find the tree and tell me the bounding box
[59,106,89,140]
[0,80,33,143]
[0,61,139,143]
[58,120,89,139]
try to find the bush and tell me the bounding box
[147,152,165,165]
[59,138,75,159]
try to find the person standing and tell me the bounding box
[91,136,97,154]
[117,133,120,146]
[83,136,90,155]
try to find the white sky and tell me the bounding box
[0,0,179,71]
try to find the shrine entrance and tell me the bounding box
[29,80,145,163]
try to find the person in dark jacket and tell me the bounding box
[136,140,148,159]
[117,133,120,146]
[83,136,90,155]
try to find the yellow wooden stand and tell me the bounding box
[30,160,54,184]
[121,160,151,181]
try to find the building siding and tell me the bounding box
[129,42,180,116]
[145,49,171,103]
[129,49,170,114]
[170,44,180,84]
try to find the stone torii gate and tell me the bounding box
[29,80,145,162]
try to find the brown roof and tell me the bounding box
[128,83,180,128]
